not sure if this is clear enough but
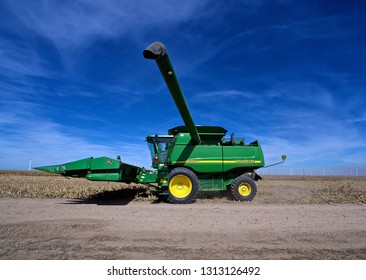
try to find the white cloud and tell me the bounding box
[193,90,256,101]
[3,0,208,51]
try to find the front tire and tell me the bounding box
[168,167,199,204]
[230,175,257,201]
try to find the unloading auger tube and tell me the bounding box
[143,42,201,144]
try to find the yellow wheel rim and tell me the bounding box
[238,182,251,196]
[169,175,192,199]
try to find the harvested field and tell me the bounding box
[1,171,365,204]
[0,170,366,259]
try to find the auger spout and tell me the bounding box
[143,42,201,144]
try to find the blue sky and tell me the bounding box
[0,0,365,170]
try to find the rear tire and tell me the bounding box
[168,167,199,204]
[230,175,257,201]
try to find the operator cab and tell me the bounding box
[146,135,174,168]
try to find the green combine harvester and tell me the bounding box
[36,42,286,204]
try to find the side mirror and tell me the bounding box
[281,154,287,161]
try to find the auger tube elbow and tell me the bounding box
[143,42,167,60]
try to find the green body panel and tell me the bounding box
[169,143,224,173]
[196,174,224,191]
[222,145,264,171]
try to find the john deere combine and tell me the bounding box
[36,42,285,204]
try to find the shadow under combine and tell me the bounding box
[63,189,231,206]
[63,188,156,206]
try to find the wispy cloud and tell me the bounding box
[2,0,208,51]
[193,90,256,101]
[0,36,52,79]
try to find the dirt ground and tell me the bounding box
[0,173,365,259]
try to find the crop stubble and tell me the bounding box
[1,170,365,204]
